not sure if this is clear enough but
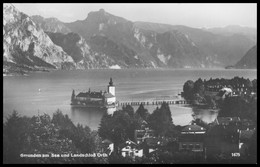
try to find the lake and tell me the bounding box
[3,68,257,130]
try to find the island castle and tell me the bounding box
[71,78,118,114]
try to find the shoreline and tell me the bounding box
[3,67,257,76]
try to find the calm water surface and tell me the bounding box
[3,69,257,130]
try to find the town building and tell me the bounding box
[217,87,233,98]
[101,139,114,155]
[134,121,155,144]
[119,140,143,159]
[240,119,256,130]
[205,81,256,96]
[213,117,241,128]
[179,124,206,152]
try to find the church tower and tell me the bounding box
[108,78,115,96]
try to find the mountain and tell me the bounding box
[45,31,122,69]
[3,3,75,75]
[31,15,71,34]
[5,6,257,73]
[30,9,256,69]
[31,10,152,68]
[204,25,257,42]
[64,9,218,68]
[134,22,256,66]
[33,9,208,68]
[234,45,257,69]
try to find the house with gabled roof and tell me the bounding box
[101,139,114,155]
[213,117,240,128]
[119,140,143,158]
[179,124,206,152]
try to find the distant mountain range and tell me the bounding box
[134,22,256,67]
[203,25,256,43]
[3,4,257,75]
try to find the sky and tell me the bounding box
[12,3,257,29]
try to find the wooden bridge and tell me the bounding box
[119,99,189,106]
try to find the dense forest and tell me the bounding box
[3,110,107,164]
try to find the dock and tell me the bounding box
[119,99,190,106]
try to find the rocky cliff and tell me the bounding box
[3,3,75,75]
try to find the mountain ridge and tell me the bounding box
[4,6,257,75]
[234,45,257,69]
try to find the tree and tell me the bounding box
[218,96,256,121]
[111,111,132,143]
[204,95,216,109]
[183,80,195,100]
[71,90,75,102]
[3,111,30,163]
[252,79,257,92]
[148,102,176,137]
[98,112,114,141]
[4,110,104,164]
[245,79,253,88]
[122,105,134,117]
[98,110,138,155]
[248,130,257,163]
[135,103,149,121]
[194,78,205,96]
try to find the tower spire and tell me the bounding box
[109,77,113,86]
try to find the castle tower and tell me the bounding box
[106,78,117,115]
[108,78,115,96]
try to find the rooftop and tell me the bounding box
[102,139,113,144]
[104,92,115,98]
[144,137,167,147]
[76,91,104,98]
[119,140,138,149]
[215,117,240,125]
[182,124,206,133]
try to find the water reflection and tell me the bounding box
[70,106,105,130]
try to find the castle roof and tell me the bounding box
[76,92,88,97]
[76,91,103,98]
[104,92,114,98]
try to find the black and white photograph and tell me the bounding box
[3,3,257,164]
